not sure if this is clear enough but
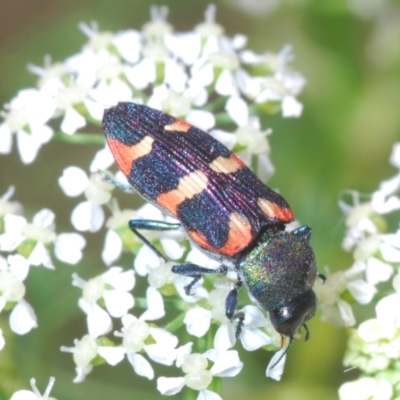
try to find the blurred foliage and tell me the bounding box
[0,0,399,399]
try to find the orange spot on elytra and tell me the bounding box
[188,212,253,257]
[156,190,184,217]
[164,118,191,133]
[106,136,154,176]
[257,198,293,222]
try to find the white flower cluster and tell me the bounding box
[0,187,85,349]
[315,143,400,399]
[0,5,307,399]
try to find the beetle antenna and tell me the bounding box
[270,335,293,369]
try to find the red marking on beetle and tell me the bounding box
[164,118,191,133]
[106,136,154,176]
[188,212,253,257]
[157,191,183,217]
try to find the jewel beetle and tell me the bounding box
[102,102,321,352]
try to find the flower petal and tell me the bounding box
[55,233,86,264]
[184,307,212,337]
[102,229,123,266]
[157,377,185,396]
[58,166,89,197]
[98,346,126,365]
[9,299,38,335]
[210,350,243,377]
[266,348,286,381]
[71,201,104,232]
[103,290,134,318]
[197,390,223,400]
[140,287,165,321]
[127,353,154,379]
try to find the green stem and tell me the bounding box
[163,311,186,333]
[182,387,197,400]
[214,112,233,126]
[164,297,187,310]
[134,297,148,309]
[203,96,227,113]
[53,132,105,145]
[209,377,223,395]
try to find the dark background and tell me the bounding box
[1,0,399,399]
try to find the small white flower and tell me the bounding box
[0,208,62,269]
[56,82,88,134]
[90,77,133,107]
[10,377,57,400]
[28,56,65,90]
[371,174,400,214]
[339,377,393,400]
[74,267,135,334]
[118,313,181,379]
[112,29,142,63]
[0,186,23,217]
[144,327,179,365]
[237,305,272,351]
[120,314,150,353]
[0,255,38,336]
[314,268,356,326]
[235,118,271,155]
[61,334,98,382]
[60,167,114,233]
[0,88,56,163]
[0,255,28,306]
[148,260,178,289]
[157,349,243,397]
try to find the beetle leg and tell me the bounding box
[226,277,245,339]
[317,272,326,283]
[172,264,227,295]
[129,219,181,261]
[99,170,136,193]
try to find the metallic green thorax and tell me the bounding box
[239,226,317,313]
